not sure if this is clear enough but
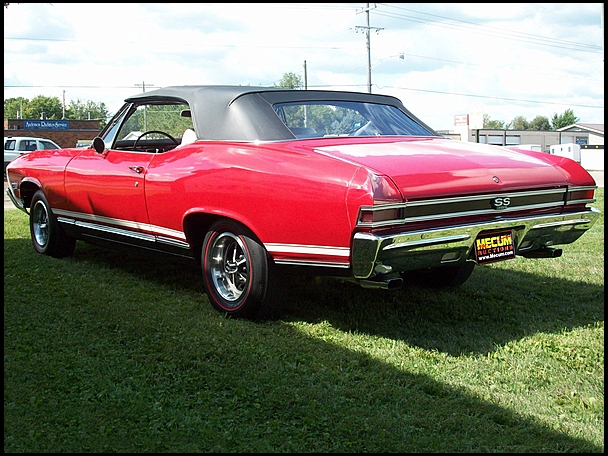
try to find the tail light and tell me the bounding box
[358,173,405,226]
[566,187,596,206]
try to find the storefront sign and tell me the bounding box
[24,120,69,130]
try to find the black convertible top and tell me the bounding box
[122,85,436,141]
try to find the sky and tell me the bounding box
[3,3,604,131]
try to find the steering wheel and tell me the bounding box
[133,130,178,150]
[350,120,379,136]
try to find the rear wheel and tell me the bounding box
[400,261,475,288]
[30,190,76,258]
[201,221,281,320]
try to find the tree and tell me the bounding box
[551,108,579,130]
[66,99,110,125]
[120,104,192,138]
[274,72,303,89]
[507,115,529,130]
[28,95,63,119]
[482,114,505,129]
[3,95,63,120]
[528,115,551,131]
[4,97,28,119]
[4,95,110,128]
[481,109,579,131]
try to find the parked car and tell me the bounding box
[4,136,61,172]
[5,86,600,319]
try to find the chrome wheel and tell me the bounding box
[29,190,76,258]
[208,231,250,304]
[202,221,282,319]
[32,199,51,249]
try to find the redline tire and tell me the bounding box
[30,190,76,258]
[202,220,281,320]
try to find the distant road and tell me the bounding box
[4,172,605,211]
[5,180,14,211]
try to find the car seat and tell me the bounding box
[180,128,197,146]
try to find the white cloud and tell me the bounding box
[4,3,604,129]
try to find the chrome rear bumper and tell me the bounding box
[351,208,600,279]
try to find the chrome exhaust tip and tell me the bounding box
[359,276,403,290]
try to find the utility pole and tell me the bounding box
[134,81,154,93]
[356,3,383,93]
[135,81,154,131]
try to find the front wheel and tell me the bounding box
[30,190,76,258]
[201,221,282,320]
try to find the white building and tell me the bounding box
[438,121,604,171]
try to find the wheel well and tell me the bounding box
[183,213,262,265]
[18,181,41,211]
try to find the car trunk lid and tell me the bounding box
[312,137,573,199]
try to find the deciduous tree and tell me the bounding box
[551,109,579,130]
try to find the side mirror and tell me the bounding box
[92,137,105,154]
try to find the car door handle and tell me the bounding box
[129,166,144,174]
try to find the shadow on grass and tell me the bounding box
[15,235,605,357]
[4,237,604,452]
[279,264,604,356]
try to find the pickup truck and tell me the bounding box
[4,136,61,172]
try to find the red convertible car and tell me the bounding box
[6,86,600,319]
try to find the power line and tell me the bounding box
[375,4,602,54]
[332,51,604,84]
[372,84,604,110]
[4,83,603,111]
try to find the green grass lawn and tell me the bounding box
[4,189,604,452]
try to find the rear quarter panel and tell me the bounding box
[144,141,367,248]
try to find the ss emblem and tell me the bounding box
[492,197,510,210]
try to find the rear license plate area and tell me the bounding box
[474,230,515,264]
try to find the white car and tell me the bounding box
[4,136,61,171]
